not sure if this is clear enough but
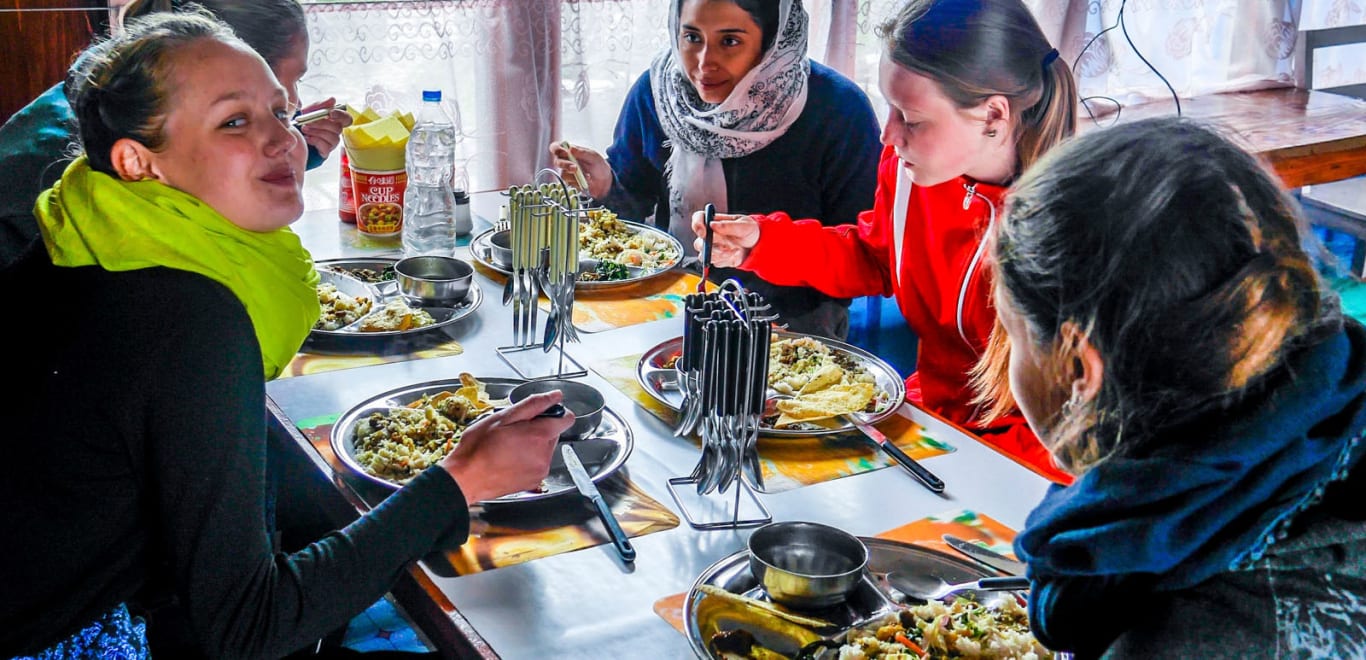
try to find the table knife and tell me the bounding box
[843,414,945,493]
[562,444,636,562]
[942,534,1026,576]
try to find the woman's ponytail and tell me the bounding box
[1017,55,1078,174]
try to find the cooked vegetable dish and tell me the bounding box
[579,208,679,270]
[766,337,887,428]
[838,598,1051,659]
[579,259,631,282]
[351,375,492,484]
[316,283,373,330]
[357,298,436,332]
[325,264,395,283]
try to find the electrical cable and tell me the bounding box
[1071,0,1181,127]
[1120,0,1180,117]
[1072,2,1126,128]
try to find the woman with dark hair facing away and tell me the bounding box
[0,12,571,658]
[549,0,881,340]
[0,0,350,261]
[696,0,1079,483]
[983,117,1366,656]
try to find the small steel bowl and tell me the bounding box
[489,230,513,269]
[394,256,473,304]
[509,379,604,440]
[748,521,869,610]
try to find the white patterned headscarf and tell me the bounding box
[650,0,810,253]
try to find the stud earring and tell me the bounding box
[985,128,998,138]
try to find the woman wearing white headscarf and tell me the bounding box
[551,0,880,339]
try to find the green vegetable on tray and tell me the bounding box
[596,261,629,280]
[579,260,630,282]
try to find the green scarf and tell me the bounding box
[34,157,320,380]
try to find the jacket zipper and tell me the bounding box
[955,182,994,349]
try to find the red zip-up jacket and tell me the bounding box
[743,146,1072,484]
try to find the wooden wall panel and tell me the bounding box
[0,1,108,124]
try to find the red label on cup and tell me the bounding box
[339,151,357,224]
[350,165,406,237]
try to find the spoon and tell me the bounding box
[542,307,559,352]
[560,140,591,193]
[888,572,1029,602]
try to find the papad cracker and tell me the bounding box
[775,382,876,427]
[798,363,844,394]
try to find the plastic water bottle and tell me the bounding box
[402,90,458,257]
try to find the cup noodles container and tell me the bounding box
[349,164,406,237]
[338,151,357,224]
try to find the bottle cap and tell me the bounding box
[422,90,442,102]
[453,188,470,202]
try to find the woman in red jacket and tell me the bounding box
[694,0,1077,483]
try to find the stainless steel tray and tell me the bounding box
[330,378,633,504]
[468,218,684,290]
[309,261,481,341]
[635,331,906,437]
[684,538,994,659]
[316,257,400,298]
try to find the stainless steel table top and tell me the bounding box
[269,203,1051,659]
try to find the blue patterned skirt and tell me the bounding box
[16,603,148,660]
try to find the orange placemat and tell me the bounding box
[297,416,679,574]
[589,353,954,493]
[476,267,712,333]
[280,339,464,378]
[651,508,1020,634]
[560,271,711,333]
[446,476,678,573]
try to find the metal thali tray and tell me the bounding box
[635,330,906,437]
[316,257,400,295]
[468,217,685,290]
[684,538,996,659]
[309,258,481,342]
[330,377,633,504]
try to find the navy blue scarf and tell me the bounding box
[1016,320,1366,591]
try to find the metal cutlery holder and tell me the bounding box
[497,169,591,380]
[666,281,778,529]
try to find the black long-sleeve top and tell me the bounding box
[0,246,471,658]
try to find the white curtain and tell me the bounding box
[1025,0,1301,109]
[555,1,671,158]
[298,0,1337,200]
[302,1,562,195]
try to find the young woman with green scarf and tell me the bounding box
[0,12,572,659]
[0,0,351,269]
